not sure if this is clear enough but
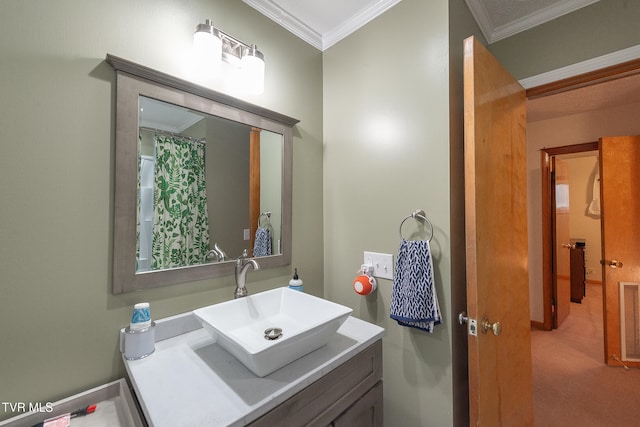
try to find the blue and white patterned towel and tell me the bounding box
[390,239,442,333]
[253,227,272,257]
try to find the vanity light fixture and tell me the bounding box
[194,19,265,95]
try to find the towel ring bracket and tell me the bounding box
[258,211,272,228]
[399,209,433,242]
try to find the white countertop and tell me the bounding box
[123,312,384,427]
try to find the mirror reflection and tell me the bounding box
[109,54,297,294]
[136,96,283,273]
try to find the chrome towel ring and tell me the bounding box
[399,209,434,242]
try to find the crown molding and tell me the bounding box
[243,0,402,51]
[466,0,600,44]
[243,0,323,50]
[492,0,600,43]
[520,44,640,90]
[321,0,402,50]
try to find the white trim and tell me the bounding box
[619,281,640,362]
[463,0,494,44]
[243,0,402,51]
[519,44,640,89]
[242,0,323,50]
[466,0,600,44]
[322,0,403,51]
[490,0,600,43]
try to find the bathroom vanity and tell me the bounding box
[108,56,385,425]
[122,312,384,426]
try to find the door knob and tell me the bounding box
[561,243,575,249]
[481,316,502,336]
[601,259,624,268]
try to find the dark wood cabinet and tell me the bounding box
[570,244,586,303]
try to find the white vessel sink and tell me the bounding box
[193,287,353,377]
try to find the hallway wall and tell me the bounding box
[527,101,640,321]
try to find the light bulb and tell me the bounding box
[194,20,222,77]
[241,45,265,95]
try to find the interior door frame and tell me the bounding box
[526,57,640,100]
[540,142,598,331]
[529,57,640,331]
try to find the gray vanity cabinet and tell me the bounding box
[249,340,383,426]
[331,381,383,427]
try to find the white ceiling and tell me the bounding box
[243,0,600,50]
[243,0,401,51]
[139,97,204,133]
[527,73,640,122]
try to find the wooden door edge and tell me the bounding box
[540,151,553,331]
[463,35,482,426]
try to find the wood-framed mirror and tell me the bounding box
[108,55,299,294]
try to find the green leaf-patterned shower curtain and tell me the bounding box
[152,134,209,269]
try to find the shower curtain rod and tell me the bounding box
[139,126,206,144]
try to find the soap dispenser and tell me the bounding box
[288,268,303,292]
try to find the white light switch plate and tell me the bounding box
[364,251,394,280]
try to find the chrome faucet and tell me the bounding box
[214,243,227,261]
[234,249,260,298]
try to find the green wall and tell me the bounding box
[2,0,639,424]
[323,0,476,424]
[489,0,640,79]
[0,0,322,419]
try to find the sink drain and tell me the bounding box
[264,327,283,341]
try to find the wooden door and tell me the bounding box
[249,127,261,255]
[553,157,571,327]
[464,36,533,426]
[600,135,640,366]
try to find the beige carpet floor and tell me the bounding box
[531,283,640,427]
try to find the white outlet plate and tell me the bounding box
[243,228,250,240]
[364,251,394,280]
